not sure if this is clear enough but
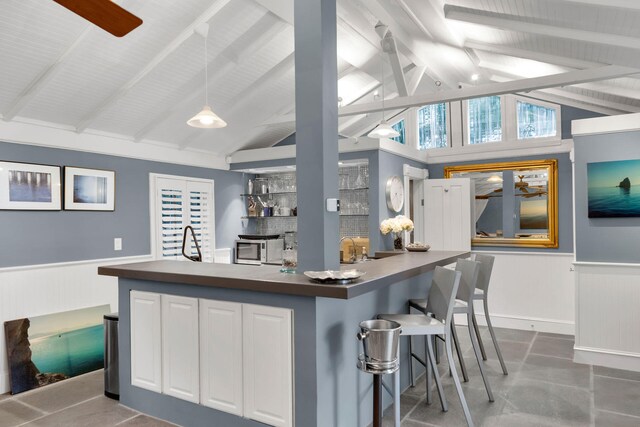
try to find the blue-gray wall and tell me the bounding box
[574,130,640,263]
[0,142,247,268]
[561,105,604,140]
[428,153,574,253]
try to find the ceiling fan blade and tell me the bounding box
[53,0,142,37]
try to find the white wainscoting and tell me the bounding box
[0,255,152,394]
[574,263,640,372]
[454,251,576,335]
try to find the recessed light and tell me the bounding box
[471,74,479,81]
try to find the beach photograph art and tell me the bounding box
[587,159,640,218]
[4,305,110,394]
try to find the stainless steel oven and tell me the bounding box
[234,238,284,265]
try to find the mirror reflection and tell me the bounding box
[445,160,558,248]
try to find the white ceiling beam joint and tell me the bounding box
[377,24,408,97]
[445,4,640,51]
[75,0,233,133]
[339,65,640,116]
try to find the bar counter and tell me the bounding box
[98,250,466,299]
[100,250,469,427]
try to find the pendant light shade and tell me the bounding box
[187,105,227,128]
[368,120,399,138]
[187,23,226,129]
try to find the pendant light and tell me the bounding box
[187,23,227,129]
[368,48,399,139]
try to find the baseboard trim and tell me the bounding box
[574,346,640,372]
[454,312,575,335]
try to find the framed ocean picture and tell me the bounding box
[64,166,115,211]
[520,199,548,230]
[0,161,61,210]
[4,305,110,394]
[587,159,640,218]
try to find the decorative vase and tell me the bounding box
[393,233,403,250]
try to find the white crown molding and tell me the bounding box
[0,119,229,170]
[572,112,640,137]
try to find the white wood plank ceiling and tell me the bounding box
[2,0,640,156]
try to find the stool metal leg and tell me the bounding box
[484,297,508,375]
[468,310,494,402]
[426,335,432,405]
[427,334,447,412]
[408,335,415,387]
[472,313,487,361]
[445,333,474,427]
[394,342,401,427]
[450,316,469,382]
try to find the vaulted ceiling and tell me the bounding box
[2,0,640,157]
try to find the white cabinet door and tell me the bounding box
[161,294,200,403]
[199,299,243,416]
[424,178,472,251]
[130,291,162,393]
[243,304,293,427]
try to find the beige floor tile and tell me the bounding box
[0,400,45,427]
[23,396,137,427]
[16,370,103,413]
[116,414,179,426]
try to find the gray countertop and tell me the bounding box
[98,250,468,299]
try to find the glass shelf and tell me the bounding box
[339,187,369,191]
[242,216,297,219]
[340,214,369,216]
[241,192,297,197]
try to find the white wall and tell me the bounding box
[0,255,151,394]
[456,251,575,335]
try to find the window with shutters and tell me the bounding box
[150,174,215,262]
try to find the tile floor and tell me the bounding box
[0,370,175,427]
[380,326,640,427]
[1,327,639,426]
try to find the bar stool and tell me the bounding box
[377,266,475,427]
[472,253,508,375]
[408,259,495,402]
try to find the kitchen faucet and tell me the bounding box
[339,236,357,263]
[182,225,202,262]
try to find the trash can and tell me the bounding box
[104,313,119,400]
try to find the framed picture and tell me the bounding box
[64,167,115,211]
[0,161,61,210]
[587,159,640,218]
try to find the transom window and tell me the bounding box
[417,103,447,150]
[467,96,502,145]
[517,100,558,140]
[391,119,406,145]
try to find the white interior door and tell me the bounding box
[424,178,472,251]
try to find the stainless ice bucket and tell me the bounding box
[357,319,402,364]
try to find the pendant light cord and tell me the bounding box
[204,32,208,106]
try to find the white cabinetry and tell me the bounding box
[161,295,200,403]
[199,299,244,416]
[424,178,473,251]
[243,304,293,427]
[129,292,293,427]
[130,291,162,393]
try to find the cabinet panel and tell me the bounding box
[243,304,293,427]
[199,299,243,415]
[425,178,472,251]
[161,294,200,403]
[130,291,162,393]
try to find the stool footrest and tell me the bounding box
[410,352,427,368]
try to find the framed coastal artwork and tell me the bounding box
[0,161,61,210]
[587,159,640,218]
[519,199,548,230]
[64,167,115,211]
[4,305,110,394]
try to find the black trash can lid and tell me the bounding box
[104,312,119,321]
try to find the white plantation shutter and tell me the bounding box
[152,175,215,262]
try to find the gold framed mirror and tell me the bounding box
[444,159,558,248]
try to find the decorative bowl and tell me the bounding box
[304,269,365,284]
